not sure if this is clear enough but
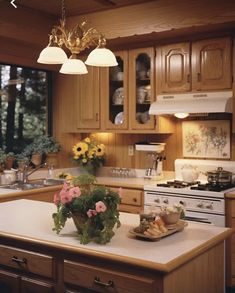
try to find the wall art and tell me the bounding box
[182,120,230,159]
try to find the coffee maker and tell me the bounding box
[135,143,166,180]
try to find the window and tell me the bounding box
[0,64,52,154]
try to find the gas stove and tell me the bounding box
[144,159,235,227]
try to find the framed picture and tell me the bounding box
[182,120,230,159]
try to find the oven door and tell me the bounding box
[184,210,225,227]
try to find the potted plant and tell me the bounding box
[32,135,61,167]
[5,152,15,170]
[52,174,121,244]
[72,136,105,175]
[0,149,6,172]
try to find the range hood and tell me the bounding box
[149,91,233,117]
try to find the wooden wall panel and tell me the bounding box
[68,0,235,40]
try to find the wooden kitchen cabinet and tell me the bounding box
[101,48,174,133]
[192,37,232,91]
[64,260,155,293]
[102,51,129,130]
[107,186,143,213]
[76,66,100,130]
[158,42,191,93]
[225,198,235,288]
[0,245,56,293]
[158,37,232,93]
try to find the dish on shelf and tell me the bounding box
[112,87,124,105]
[137,85,151,104]
[129,220,187,241]
[136,111,150,124]
[114,112,124,125]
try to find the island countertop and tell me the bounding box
[0,199,232,273]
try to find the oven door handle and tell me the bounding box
[184,216,211,224]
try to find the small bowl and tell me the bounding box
[160,212,181,225]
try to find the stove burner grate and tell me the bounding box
[157,180,200,189]
[190,182,235,192]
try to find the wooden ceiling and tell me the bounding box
[12,0,155,16]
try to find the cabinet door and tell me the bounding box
[100,51,129,130]
[76,66,100,130]
[159,43,191,93]
[192,37,232,90]
[21,277,55,293]
[0,270,20,293]
[129,48,155,130]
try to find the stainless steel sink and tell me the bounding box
[0,179,64,191]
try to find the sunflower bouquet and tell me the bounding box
[72,137,105,174]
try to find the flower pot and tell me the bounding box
[31,153,42,166]
[80,165,97,176]
[5,157,14,170]
[46,153,59,168]
[71,212,86,234]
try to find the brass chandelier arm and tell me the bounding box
[49,18,106,55]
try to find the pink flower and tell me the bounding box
[87,209,97,218]
[95,201,107,213]
[53,193,60,206]
[118,187,123,198]
[69,186,81,198]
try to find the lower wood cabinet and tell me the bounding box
[226,198,235,288]
[107,186,143,213]
[64,260,155,293]
[0,245,56,293]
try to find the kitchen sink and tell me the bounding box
[0,179,64,191]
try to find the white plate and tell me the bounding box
[114,112,124,125]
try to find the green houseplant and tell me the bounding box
[52,174,121,244]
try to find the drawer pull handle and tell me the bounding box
[94,276,114,287]
[11,256,27,265]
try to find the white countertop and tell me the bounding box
[0,199,232,272]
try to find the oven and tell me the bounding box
[144,189,225,227]
[143,159,235,228]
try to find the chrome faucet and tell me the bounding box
[21,162,47,184]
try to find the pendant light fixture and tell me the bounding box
[37,0,118,74]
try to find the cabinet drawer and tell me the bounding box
[64,260,155,293]
[111,188,143,207]
[231,201,235,217]
[0,245,53,278]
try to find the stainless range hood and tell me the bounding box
[149,91,233,117]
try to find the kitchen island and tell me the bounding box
[0,200,233,293]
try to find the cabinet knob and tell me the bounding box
[187,74,190,83]
[94,276,114,287]
[95,113,99,121]
[133,198,137,203]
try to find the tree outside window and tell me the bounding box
[0,64,50,154]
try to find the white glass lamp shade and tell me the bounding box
[85,48,118,67]
[37,46,68,64]
[59,58,88,74]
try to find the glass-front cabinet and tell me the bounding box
[129,48,155,130]
[101,48,155,131]
[101,51,128,130]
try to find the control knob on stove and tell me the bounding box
[197,202,204,208]
[154,198,160,203]
[163,198,169,204]
[179,200,186,206]
[206,202,213,210]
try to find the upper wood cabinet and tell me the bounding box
[158,43,191,93]
[191,37,232,91]
[158,37,232,93]
[76,66,100,130]
[101,48,156,131]
[101,51,129,130]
